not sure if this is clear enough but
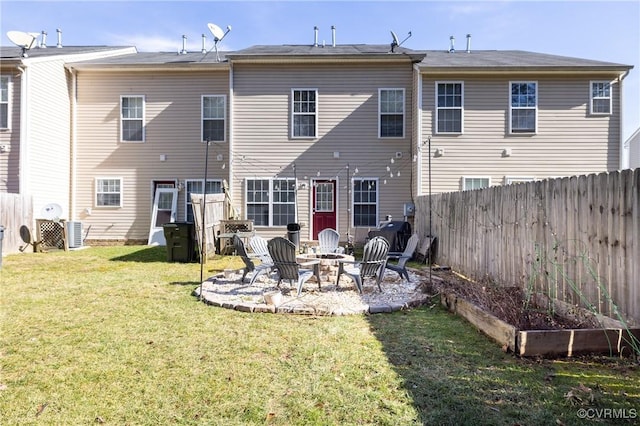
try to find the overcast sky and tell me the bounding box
[2,0,638,139]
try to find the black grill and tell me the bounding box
[367,221,412,252]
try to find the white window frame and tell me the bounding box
[291,88,318,139]
[505,176,535,185]
[435,81,464,134]
[462,176,491,191]
[201,95,226,142]
[378,88,405,138]
[95,177,123,208]
[184,179,223,223]
[120,95,145,142]
[509,81,537,134]
[590,81,612,115]
[245,178,297,226]
[352,177,379,227]
[1,75,11,130]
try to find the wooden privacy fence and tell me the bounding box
[0,193,34,255]
[415,169,639,324]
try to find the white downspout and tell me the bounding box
[17,65,29,196]
[414,64,424,196]
[70,67,78,219]
[228,63,235,217]
[619,69,631,170]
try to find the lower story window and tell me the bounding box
[185,179,223,223]
[463,177,490,190]
[353,178,378,227]
[246,178,296,226]
[96,178,122,207]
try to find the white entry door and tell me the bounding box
[148,188,178,245]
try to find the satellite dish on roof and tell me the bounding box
[390,31,400,47]
[207,23,225,41]
[205,22,232,62]
[7,30,38,57]
[41,203,63,221]
[390,30,412,53]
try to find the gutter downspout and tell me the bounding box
[69,67,78,219]
[17,65,28,196]
[618,69,631,170]
[414,64,423,196]
[228,63,235,218]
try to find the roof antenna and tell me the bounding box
[390,30,411,53]
[206,22,232,62]
[7,30,38,57]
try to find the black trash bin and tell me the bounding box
[163,222,196,262]
[286,223,301,250]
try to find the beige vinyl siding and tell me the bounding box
[232,62,414,242]
[24,59,73,216]
[421,75,622,194]
[629,130,640,169]
[74,70,229,241]
[0,69,21,193]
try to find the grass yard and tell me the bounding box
[1,246,638,425]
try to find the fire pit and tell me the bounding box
[296,252,355,284]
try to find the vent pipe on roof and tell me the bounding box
[40,31,47,48]
[201,33,207,53]
[466,34,471,53]
[180,35,188,55]
[448,35,455,53]
[56,29,63,48]
[331,25,336,47]
[314,26,318,47]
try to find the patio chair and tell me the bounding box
[385,233,419,282]
[267,237,321,295]
[249,235,272,264]
[336,236,390,293]
[317,228,345,254]
[233,234,273,285]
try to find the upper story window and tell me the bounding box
[202,95,226,141]
[246,178,296,226]
[436,82,463,134]
[0,76,10,130]
[96,178,123,207]
[120,95,145,142]
[352,178,378,227]
[590,81,612,115]
[292,89,317,138]
[379,88,404,138]
[509,82,537,134]
[185,179,223,223]
[463,177,490,191]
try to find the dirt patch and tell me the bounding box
[416,268,601,331]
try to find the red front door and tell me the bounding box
[312,180,337,240]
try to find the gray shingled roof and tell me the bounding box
[0,45,134,60]
[2,43,630,72]
[418,50,631,70]
[228,44,416,56]
[67,51,231,67]
[227,44,425,62]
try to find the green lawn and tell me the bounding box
[1,246,638,425]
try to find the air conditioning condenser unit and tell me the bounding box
[65,221,83,249]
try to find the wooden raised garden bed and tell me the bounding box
[441,291,640,357]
